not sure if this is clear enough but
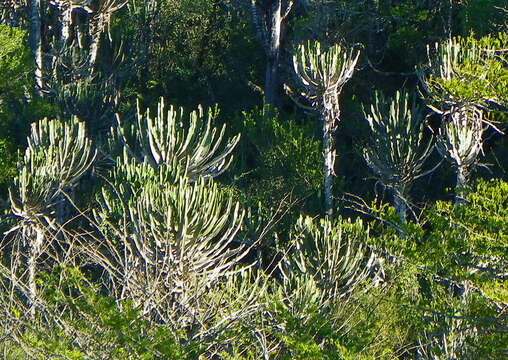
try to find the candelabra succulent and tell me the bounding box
[92,152,247,326]
[292,40,360,217]
[417,36,506,200]
[111,97,240,181]
[363,90,435,222]
[280,215,373,304]
[8,117,96,313]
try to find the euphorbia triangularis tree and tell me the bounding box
[363,90,435,223]
[8,117,97,314]
[418,35,507,202]
[293,40,360,217]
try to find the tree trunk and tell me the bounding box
[28,226,44,317]
[393,185,407,224]
[264,0,282,106]
[30,0,43,94]
[145,0,156,54]
[88,31,100,68]
[59,1,72,45]
[322,115,335,218]
[252,0,293,106]
[455,166,467,204]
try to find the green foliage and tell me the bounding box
[365,178,507,358]
[418,179,506,288]
[418,33,508,112]
[0,24,59,197]
[118,0,261,110]
[1,2,507,359]
[0,24,30,195]
[0,138,16,196]
[16,266,195,359]
[0,24,30,95]
[458,0,507,35]
[238,104,322,203]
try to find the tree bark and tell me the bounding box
[252,0,293,106]
[393,185,407,224]
[145,0,156,54]
[28,226,44,317]
[59,1,72,44]
[264,0,282,106]
[322,112,336,218]
[455,166,467,204]
[88,31,100,67]
[30,0,43,94]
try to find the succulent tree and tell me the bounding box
[111,97,241,181]
[280,215,374,305]
[418,35,507,113]
[417,35,507,201]
[363,90,435,222]
[436,106,485,201]
[93,94,248,327]
[24,0,125,96]
[293,40,360,217]
[47,0,125,66]
[92,153,247,326]
[7,117,96,313]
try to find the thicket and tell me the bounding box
[0,1,506,359]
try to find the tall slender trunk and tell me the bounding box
[145,0,156,55]
[322,114,335,218]
[30,0,43,94]
[140,0,156,85]
[264,0,282,106]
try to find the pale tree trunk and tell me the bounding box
[145,0,156,54]
[322,111,336,218]
[28,226,44,317]
[393,185,407,224]
[88,32,100,67]
[264,0,282,106]
[59,1,72,44]
[30,0,43,94]
[455,166,467,204]
[88,13,102,69]
[252,0,293,106]
[321,86,342,218]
